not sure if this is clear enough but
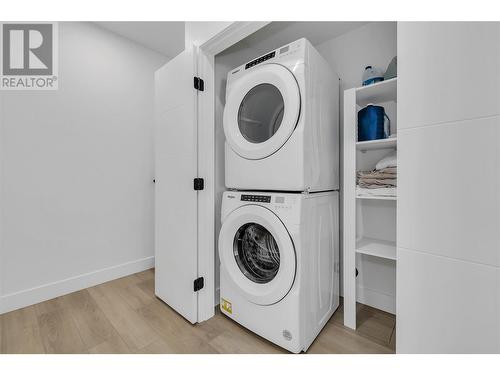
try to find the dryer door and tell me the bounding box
[219,205,296,306]
[223,63,300,160]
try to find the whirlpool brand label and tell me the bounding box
[1,22,59,90]
[221,298,232,314]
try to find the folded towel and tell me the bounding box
[359,167,396,179]
[376,151,397,170]
[358,178,397,187]
[357,166,397,188]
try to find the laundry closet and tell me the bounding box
[213,21,397,333]
[154,20,398,352]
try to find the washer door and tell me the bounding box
[223,63,300,160]
[219,205,296,305]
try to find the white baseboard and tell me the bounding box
[356,285,396,314]
[0,256,154,314]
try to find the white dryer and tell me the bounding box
[223,38,339,192]
[218,190,339,353]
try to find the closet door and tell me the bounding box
[397,22,500,353]
[154,46,201,324]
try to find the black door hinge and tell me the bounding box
[194,277,204,292]
[193,178,204,191]
[194,76,204,91]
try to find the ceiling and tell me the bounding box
[218,21,370,59]
[94,21,369,59]
[239,22,369,51]
[95,22,185,58]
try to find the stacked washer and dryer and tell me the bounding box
[218,38,340,353]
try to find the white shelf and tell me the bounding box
[342,79,398,328]
[356,237,396,261]
[356,137,397,151]
[356,77,397,106]
[356,194,396,201]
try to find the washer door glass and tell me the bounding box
[218,204,296,305]
[233,222,280,284]
[237,84,284,144]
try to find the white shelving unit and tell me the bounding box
[343,78,398,330]
[356,237,397,261]
[356,77,397,106]
[356,194,396,201]
[356,137,397,151]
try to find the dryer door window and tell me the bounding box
[233,222,280,284]
[218,204,296,306]
[237,84,284,144]
[223,63,300,160]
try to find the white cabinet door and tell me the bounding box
[397,22,500,353]
[154,47,201,324]
[398,22,500,129]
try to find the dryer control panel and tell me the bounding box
[227,38,306,84]
[245,51,275,70]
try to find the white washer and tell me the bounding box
[223,38,339,192]
[218,190,339,353]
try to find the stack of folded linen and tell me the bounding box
[356,151,397,197]
[357,166,397,188]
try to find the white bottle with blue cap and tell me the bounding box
[362,65,384,86]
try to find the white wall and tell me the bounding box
[0,22,168,314]
[317,22,398,133]
[316,22,397,91]
[397,22,500,353]
[0,91,3,309]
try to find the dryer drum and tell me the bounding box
[237,83,285,144]
[233,223,280,284]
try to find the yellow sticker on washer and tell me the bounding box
[221,298,232,314]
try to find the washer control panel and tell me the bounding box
[274,195,295,210]
[241,194,271,203]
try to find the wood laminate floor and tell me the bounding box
[0,269,396,354]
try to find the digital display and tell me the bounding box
[279,46,289,54]
[241,194,271,203]
[245,51,276,70]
